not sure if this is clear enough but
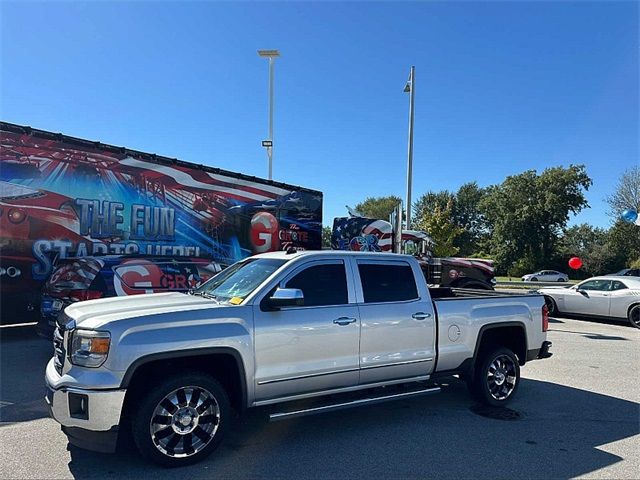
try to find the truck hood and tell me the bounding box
[64,292,224,330]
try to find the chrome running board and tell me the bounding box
[269,385,441,422]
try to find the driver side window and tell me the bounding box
[579,280,611,291]
[284,262,348,307]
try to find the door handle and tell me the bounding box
[412,312,432,320]
[333,317,357,326]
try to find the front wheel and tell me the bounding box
[131,373,231,467]
[629,305,640,329]
[468,347,520,407]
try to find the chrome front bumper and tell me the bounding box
[45,360,126,432]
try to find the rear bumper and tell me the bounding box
[526,341,553,362]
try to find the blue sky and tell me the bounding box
[1,1,637,228]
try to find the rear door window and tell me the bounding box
[357,262,418,303]
[611,281,628,291]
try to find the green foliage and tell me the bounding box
[414,198,464,257]
[630,258,640,269]
[557,224,616,277]
[354,196,402,221]
[322,226,332,249]
[607,221,640,268]
[413,182,488,256]
[480,165,592,274]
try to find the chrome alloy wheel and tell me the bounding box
[150,386,220,458]
[486,355,518,401]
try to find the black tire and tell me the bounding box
[468,347,520,407]
[557,278,566,282]
[530,277,538,282]
[456,279,493,291]
[545,296,558,316]
[629,304,640,330]
[131,373,231,467]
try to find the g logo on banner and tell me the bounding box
[250,212,280,253]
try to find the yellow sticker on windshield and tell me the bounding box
[229,297,243,305]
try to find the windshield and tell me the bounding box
[192,258,287,304]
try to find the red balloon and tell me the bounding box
[568,257,583,270]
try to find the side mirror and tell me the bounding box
[267,288,304,308]
[576,288,586,295]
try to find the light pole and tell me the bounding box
[403,66,415,230]
[258,49,280,180]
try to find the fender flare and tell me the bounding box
[472,321,528,365]
[120,347,248,409]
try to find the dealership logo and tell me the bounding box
[250,212,280,253]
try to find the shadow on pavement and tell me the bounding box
[65,378,639,479]
[0,324,52,424]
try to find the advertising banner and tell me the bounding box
[0,124,322,314]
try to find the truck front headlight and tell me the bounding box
[70,330,110,367]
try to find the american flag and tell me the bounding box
[331,217,393,251]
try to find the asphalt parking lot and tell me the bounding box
[1,316,638,480]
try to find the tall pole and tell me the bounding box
[405,66,415,230]
[258,50,280,180]
[268,56,274,180]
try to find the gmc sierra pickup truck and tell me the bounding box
[45,251,552,467]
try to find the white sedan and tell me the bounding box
[522,270,569,282]
[538,276,640,329]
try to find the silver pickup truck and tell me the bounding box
[45,251,552,466]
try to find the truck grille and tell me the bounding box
[53,326,66,375]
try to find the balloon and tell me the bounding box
[568,257,583,270]
[621,209,638,224]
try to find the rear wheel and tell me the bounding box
[629,305,640,329]
[557,278,566,282]
[132,373,230,467]
[468,347,520,407]
[545,296,558,316]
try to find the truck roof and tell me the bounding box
[254,250,417,261]
[0,121,322,196]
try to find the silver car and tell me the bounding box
[522,270,569,282]
[539,276,640,328]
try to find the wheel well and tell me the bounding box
[474,325,527,367]
[628,303,640,317]
[121,352,245,423]
[452,278,493,290]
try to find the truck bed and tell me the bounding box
[428,286,533,300]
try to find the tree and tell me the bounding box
[480,165,592,273]
[322,226,332,249]
[606,166,640,217]
[413,191,454,225]
[413,183,487,256]
[607,221,640,269]
[558,224,615,276]
[414,198,464,257]
[354,195,402,221]
[452,182,488,256]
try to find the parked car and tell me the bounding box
[45,250,551,466]
[521,270,568,282]
[538,276,640,329]
[607,268,640,277]
[36,255,226,338]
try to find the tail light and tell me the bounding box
[70,290,104,302]
[542,304,549,332]
[8,208,27,224]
